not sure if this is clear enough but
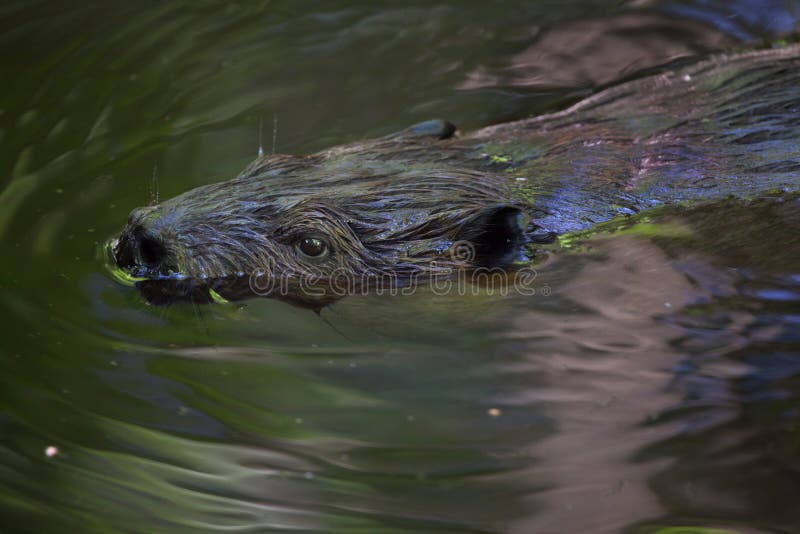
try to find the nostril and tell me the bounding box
[138,234,166,268]
[113,225,169,273]
[113,233,136,269]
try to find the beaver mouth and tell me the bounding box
[133,278,215,305]
[105,237,238,305]
[104,236,358,308]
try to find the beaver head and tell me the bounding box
[111,121,531,307]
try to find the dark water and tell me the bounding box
[2,1,800,532]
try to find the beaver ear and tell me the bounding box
[454,205,527,267]
[387,119,457,140]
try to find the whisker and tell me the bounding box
[258,115,264,158]
[272,114,278,154]
[318,306,352,342]
[191,299,211,340]
[150,162,160,206]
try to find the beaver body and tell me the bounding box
[112,45,800,306]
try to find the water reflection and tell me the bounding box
[460,12,736,90]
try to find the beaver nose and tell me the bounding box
[114,224,168,272]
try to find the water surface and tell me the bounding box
[1,1,800,532]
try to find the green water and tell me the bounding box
[1,1,799,532]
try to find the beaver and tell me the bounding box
[111,45,800,307]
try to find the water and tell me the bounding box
[1,1,799,532]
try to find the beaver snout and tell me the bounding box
[113,221,171,275]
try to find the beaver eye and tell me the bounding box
[296,236,329,259]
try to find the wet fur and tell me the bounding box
[114,45,800,306]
